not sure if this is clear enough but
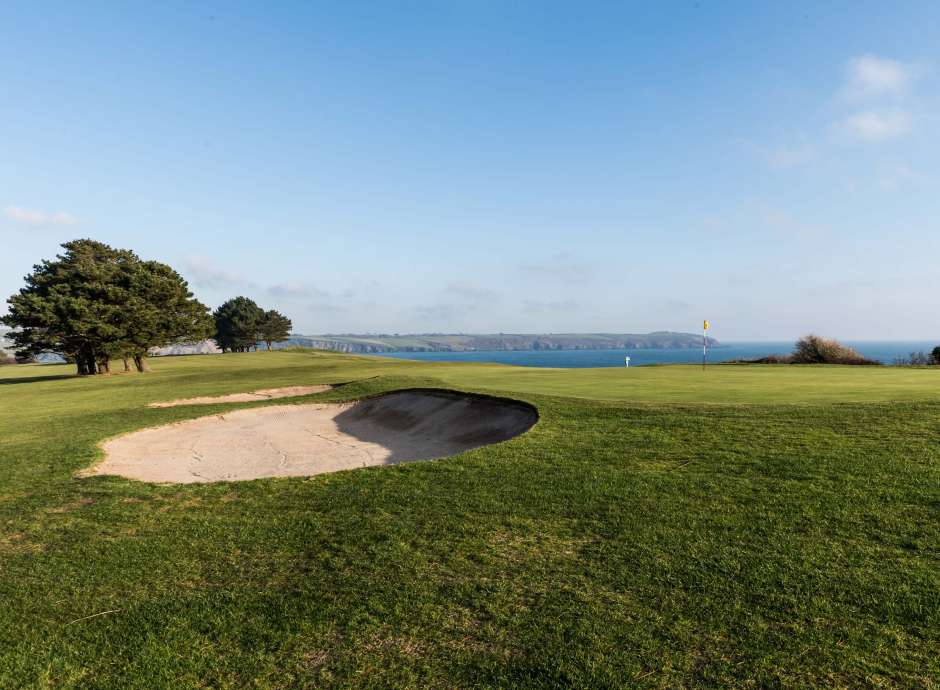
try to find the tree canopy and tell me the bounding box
[212,299,292,352]
[259,310,292,350]
[2,239,212,374]
[212,297,264,352]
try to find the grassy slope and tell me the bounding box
[1,352,939,688]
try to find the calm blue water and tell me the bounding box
[374,342,939,368]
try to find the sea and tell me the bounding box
[373,341,939,368]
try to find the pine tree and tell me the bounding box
[4,240,135,374]
[212,297,265,352]
[259,310,292,350]
[122,260,214,371]
[3,240,212,374]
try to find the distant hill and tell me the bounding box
[280,332,720,354]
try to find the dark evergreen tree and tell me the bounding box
[259,310,292,350]
[3,239,213,374]
[122,260,214,371]
[212,297,264,352]
[3,240,135,374]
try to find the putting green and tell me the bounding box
[431,361,940,403]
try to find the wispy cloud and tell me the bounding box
[522,299,579,314]
[414,303,475,321]
[842,55,918,100]
[520,252,593,285]
[756,143,816,169]
[760,207,793,228]
[658,298,693,313]
[836,55,921,143]
[181,255,252,288]
[878,164,929,190]
[841,110,912,142]
[307,302,347,314]
[268,281,328,299]
[4,206,77,227]
[443,282,499,302]
[755,205,837,246]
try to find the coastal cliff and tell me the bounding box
[279,332,720,353]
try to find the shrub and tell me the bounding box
[723,354,794,364]
[792,335,879,365]
[896,349,940,366]
[894,351,933,366]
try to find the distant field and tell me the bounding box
[1,351,939,687]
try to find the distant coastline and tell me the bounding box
[370,341,940,368]
[280,332,720,354]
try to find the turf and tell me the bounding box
[1,351,939,688]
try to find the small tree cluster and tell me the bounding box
[893,347,940,366]
[212,297,292,352]
[791,335,879,365]
[2,240,213,374]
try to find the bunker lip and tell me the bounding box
[86,389,538,483]
[148,384,332,407]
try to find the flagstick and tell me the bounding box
[702,320,710,370]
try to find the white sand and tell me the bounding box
[148,385,331,408]
[87,390,537,483]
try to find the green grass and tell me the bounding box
[1,351,939,688]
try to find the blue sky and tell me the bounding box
[2,2,938,339]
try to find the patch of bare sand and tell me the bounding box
[148,385,331,408]
[87,390,538,483]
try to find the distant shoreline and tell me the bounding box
[282,331,719,354]
[370,341,940,369]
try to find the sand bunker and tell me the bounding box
[148,385,332,408]
[89,390,537,483]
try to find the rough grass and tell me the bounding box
[1,351,939,688]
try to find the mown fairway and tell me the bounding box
[1,351,939,688]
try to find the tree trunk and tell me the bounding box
[265,341,272,350]
[133,354,150,372]
[123,357,131,372]
[79,351,97,375]
[97,359,110,374]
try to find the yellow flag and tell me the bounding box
[703,320,709,331]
